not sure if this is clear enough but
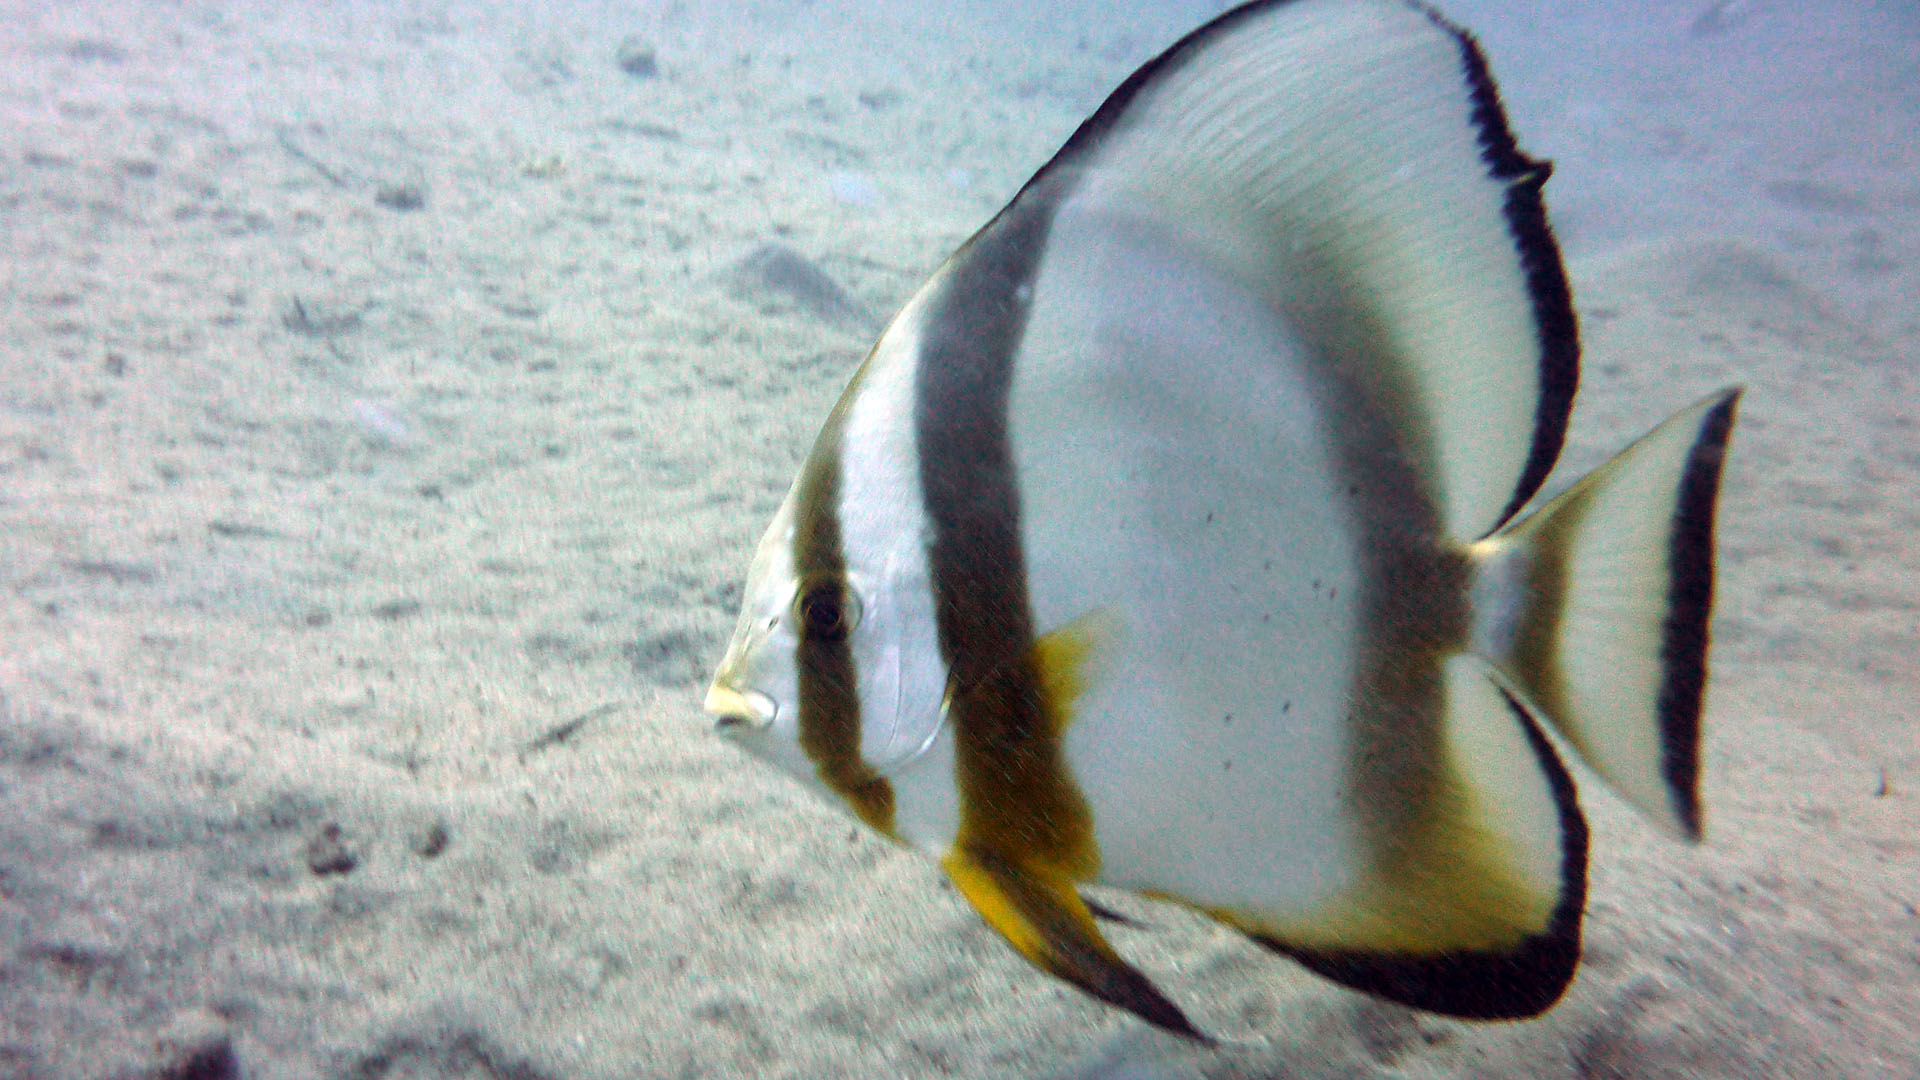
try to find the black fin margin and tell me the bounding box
[1059,938,1215,1044]
[1009,0,1299,202]
[1004,0,1581,542]
[1417,3,1582,536]
[1256,689,1590,1020]
[1657,388,1740,842]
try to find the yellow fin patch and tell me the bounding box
[1029,609,1119,736]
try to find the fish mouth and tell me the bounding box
[704,683,777,734]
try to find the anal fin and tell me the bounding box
[942,845,1210,1042]
[1241,656,1588,1019]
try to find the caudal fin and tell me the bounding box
[1472,389,1740,840]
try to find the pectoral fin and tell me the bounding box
[941,845,1210,1043]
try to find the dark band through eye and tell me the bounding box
[799,583,852,641]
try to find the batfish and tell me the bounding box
[705,0,1740,1041]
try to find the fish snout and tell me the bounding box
[704,683,777,735]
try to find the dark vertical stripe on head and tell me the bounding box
[1657,389,1739,841]
[914,184,1098,874]
[791,388,896,834]
[1424,6,1581,535]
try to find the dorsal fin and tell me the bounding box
[1002,0,1579,541]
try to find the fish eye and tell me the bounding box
[797,580,857,642]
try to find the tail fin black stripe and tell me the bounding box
[1658,389,1740,840]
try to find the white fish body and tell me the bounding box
[706,0,1739,1040]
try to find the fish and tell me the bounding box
[704,0,1739,1042]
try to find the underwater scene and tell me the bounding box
[1,0,1915,1077]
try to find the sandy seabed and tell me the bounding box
[1,1,1916,1077]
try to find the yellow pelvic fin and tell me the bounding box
[941,844,1210,1043]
